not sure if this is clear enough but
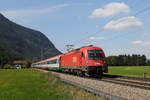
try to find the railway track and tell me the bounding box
[60,72,150,90]
[103,74,150,82]
[99,74,150,90]
[37,69,150,100]
[50,69,150,90]
[101,78,150,90]
[44,68,150,90]
[78,73,150,90]
[59,72,150,100]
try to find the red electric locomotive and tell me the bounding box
[60,45,108,76]
[32,45,108,77]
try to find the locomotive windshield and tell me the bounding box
[88,50,104,60]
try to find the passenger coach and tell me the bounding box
[32,55,61,70]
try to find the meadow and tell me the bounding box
[0,69,105,100]
[108,66,150,78]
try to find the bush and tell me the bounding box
[25,61,31,68]
[3,64,14,69]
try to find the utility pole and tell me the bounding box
[66,44,74,52]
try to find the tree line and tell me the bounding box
[106,54,150,66]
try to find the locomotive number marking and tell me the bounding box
[73,57,77,62]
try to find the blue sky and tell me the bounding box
[0,0,150,58]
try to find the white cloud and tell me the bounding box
[132,40,150,46]
[132,40,143,45]
[0,4,68,24]
[104,16,143,30]
[88,36,105,41]
[89,2,130,18]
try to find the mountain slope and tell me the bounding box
[0,13,61,61]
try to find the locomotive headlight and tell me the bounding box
[95,62,100,65]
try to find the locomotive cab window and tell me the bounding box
[82,52,85,58]
[88,50,104,60]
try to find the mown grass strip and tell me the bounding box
[0,69,105,100]
[108,66,150,78]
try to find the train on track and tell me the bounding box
[32,45,108,77]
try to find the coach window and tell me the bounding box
[53,59,57,64]
[47,61,51,64]
[82,52,85,58]
[56,59,59,64]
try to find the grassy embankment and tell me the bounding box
[0,69,105,100]
[108,66,150,78]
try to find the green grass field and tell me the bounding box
[0,69,105,100]
[108,66,150,78]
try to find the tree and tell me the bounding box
[25,59,32,68]
[146,60,150,66]
[139,55,146,66]
[3,64,14,69]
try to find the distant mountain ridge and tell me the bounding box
[0,13,61,61]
